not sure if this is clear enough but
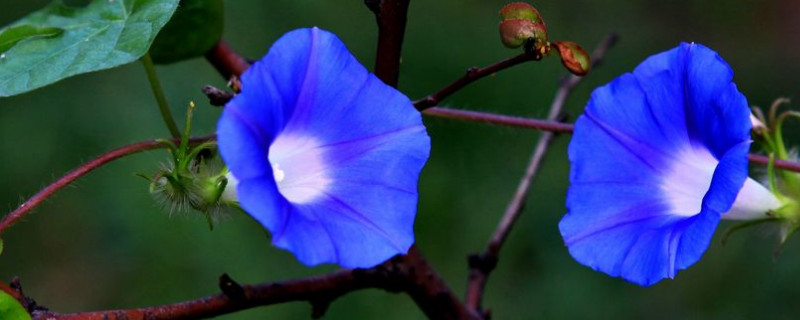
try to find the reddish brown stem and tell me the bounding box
[366,0,411,88]
[0,281,23,302]
[205,41,249,81]
[413,53,539,110]
[749,154,800,172]
[32,247,479,320]
[423,107,574,133]
[423,111,800,174]
[0,136,215,236]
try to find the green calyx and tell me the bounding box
[145,102,237,229]
[753,99,800,199]
[772,197,800,222]
[742,99,800,254]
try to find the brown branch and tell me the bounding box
[366,0,411,88]
[0,136,215,236]
[418,110,800,173]
[205,41,249,81]
[749,154,800,172]
[422,107,574,133]
[464,33,618,315]
[413,53,539,111]
[32,247,479,320]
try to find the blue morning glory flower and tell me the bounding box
[216,27,430,268]
[560,43,781,286]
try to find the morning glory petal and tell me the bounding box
[217,27,430,268]
[561,43,776,286]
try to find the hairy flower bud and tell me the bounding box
[499,19,547,49]
[554,41,591,76]
[499,2,544,25]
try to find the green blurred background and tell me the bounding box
[2,0,800,319]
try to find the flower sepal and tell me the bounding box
[145,102,239,229]
[751,99,800,197]
[497,2,593,74]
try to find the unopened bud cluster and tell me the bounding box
[499,3,548,54]
[498,2,591,76]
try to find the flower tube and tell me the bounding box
[560,43,781,286]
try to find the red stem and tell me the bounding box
[423,107,574,133]
[0,136,214,236]
[413,53,538,110]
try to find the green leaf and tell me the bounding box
[0,0,180,97]
[0,25,63,54]
[150,0,224,64]
[0,290,30,320]
[0,238,3,256]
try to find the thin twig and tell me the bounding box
[749,154,800,173]
[0,136,215,236]
[464,33,618,314]
[422,107,574,133]
[413,53,539,111]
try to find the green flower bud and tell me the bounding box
[499,19,547,49]
[499,2,544,25]
[554,41,591,76]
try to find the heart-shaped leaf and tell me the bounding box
[150,0,224,64]
[0,25,62,54]
[0,0,180,97]
[0,290,30,320]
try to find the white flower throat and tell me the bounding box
[268,134,331,204]
[272,162,286,183]
[662,145,780,219]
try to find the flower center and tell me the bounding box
[661,146,717,216]
[272,162,286,183]
[268,134,331,204]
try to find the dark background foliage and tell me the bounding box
[2,0,800,319]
